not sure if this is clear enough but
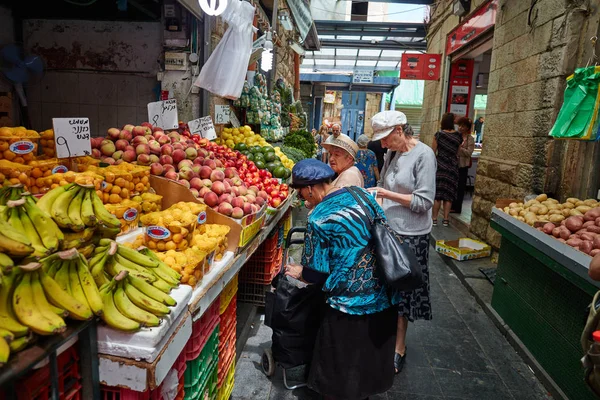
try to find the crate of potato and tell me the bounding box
[500,194,599,226]
[39,129,55,157]
[0,127,39,163]
[0,160,31,187]
[105,199,142,235]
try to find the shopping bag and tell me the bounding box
[194,0,255,100]
[549,66,600,140]
[581,291,600,396]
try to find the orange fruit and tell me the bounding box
[110,185,121,195]
[31,168,43,178]
[3,150,15,161]
[109,194,121,204]
[135,183,145,192]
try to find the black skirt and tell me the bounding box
[308,305,396,399]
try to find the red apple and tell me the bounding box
[136,144,150,155]
[157,135,170,146]
[101,140,116,157]
[257,190,269,200]
[123,124,134,132]
[199,187,212,197]
[148,140,161,155]
[224,167,238,179]
[172,149,186,165]
[190,177,203,190]
[122,150,137,163]
[173,142,184,151]
[107,128,121,140]
[219,193,233,204]
[132,136,149,146]
[243,202,253,215]
[199,166,212,179]
[92,148,102,158]
[161,144,174,156]
[149,154,159,164]
[193,157,205,165]
[102,157,115,165]
[212,181,225,195]
[231,196,245,209]
[178,159,193,171]
[150,162,164,176]
[185,147,198,160]
[137,154,151,165]
[202,178,212,188]
[119,129,132,141]
[165,171,179,181]
[132,126,146,137]
[115,139,129,152]
[204,191,219,207]
[203,159,217,170]
[190,188,199,198]
[163,164,175,174]
[159,155,173,165]
[255,196,266,206]
[179,166,195,181]
[210,170,225,182]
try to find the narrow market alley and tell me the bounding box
[231,230,553,400]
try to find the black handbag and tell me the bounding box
[346,186,423,292]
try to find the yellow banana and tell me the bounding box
[54,261,71,294]
[30,272,67,330]
[78,244,94,258]
[116,246,158,268]
[128,274,176,306]
[0,336,8,366]
[36,183,74,217]
[12,273,61,335]
[91,191,121,229]
[100,279,140,332]
[80,190,98,228]
[8,206,25,236]
[51,186,80,229]
[105,259,156,283]
[0,253,14,273]
[39,269,92,321]
[0,328,14,343]
[114,282,160,327]
[90,253,110,288]
[123,282,170,316]
[0,218,33,257]
[67,188,85,232]
[68,261,89,312]
[19,207,49,257]
[76,255,103,316]
[9,334,31,352]
[0,270,29,337]
[22,199,63,251]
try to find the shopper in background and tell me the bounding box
[452,117,475,214]
[431,113,462,227]
[285,158,399,400]
[474,116,484,143]
[331,123,341,138]
[355,134,379,188]
[315,125,329,163]
[368,110,436,375]
[368,138,388,172]
[323,133,364,188]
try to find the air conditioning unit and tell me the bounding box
[452,0,471,17]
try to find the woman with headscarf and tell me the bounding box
[284,159,399,400]
[368,110,437,375]
[355,134,379,188]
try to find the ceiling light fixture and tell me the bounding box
[198,0,228,16]
[278,10,293,31]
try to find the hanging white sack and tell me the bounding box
[194,0,256,100]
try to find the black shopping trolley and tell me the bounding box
[262,227,324,390]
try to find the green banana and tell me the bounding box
[100,277,140,332]
[152,278,175,294]
[127,275,176,307]
[0,328,14,344]
[8,206,25,236]
[0,270,29,337]
[22,198,63,251]
[0,253,14,273]
[54,261,72,294]
[114,282,160,326]
[19,207,49,257]
[0,218,33,257]
[80,189,98,227]
[67,188,85,232]
[139,248,182,281]
[9,334,32,352]
[116,246,158,268]
[105,259,156,283]
[123,282,170,316]
[0,336,8,365]
[68,261,89,312]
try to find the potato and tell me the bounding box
[567,197,581,204]
[548,214,565,223]
[547,204,560,210]
[548,209,562,216]
[558,238,567,243]
[596,216,600,227]
[571,209,584,216]
[562,209,573,217]
[524,200,539,208]
[509,209,519,217]
[584,221,597,228]
[518,202,524,207]
[524,212,537,225]
[542,222,555,234]
[548,198,560,204]
[584,199,598,206]
[503,207,510,213]
[519,209,528,217]
[588,225,600,234]
[552,227,561,237]
[594,236,600,249]
[581,240,594,254]
[577,205,592,213]
[529,205,541,214]
[565,216,584,232]
[567,238,583,247]
[537,205,549,215]
[591,249,600,256]
[560,226,572,240]
[581,232,597,242]
[517,216,525,222]
[584,208,600,221]
[576,201,586,207]
[509,202,518,208]
[536,194,548,202]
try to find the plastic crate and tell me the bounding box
[217,327,236,387]
[219,296,236,328]
[184,324,219,390]
[219,275,238,315]
[216,360,235,400]
[12,343,81,400]
[282,210,292,240]
[237,281,271,307]
[185,299,220,361]
[197,362,218,400]
[239,247,283,285]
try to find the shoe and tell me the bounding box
[394,350,407,374]
[432,219,438,227]
[442,219,449,227]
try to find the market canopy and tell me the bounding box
[302,20,426,72]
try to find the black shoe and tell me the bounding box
[394,350,407,374]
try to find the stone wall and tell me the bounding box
[363,93,382,138]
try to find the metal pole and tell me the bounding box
[379,92,386,112]
[79,320,100,400]
[268,0,279,93]
[50,352,59,400]
[201,15,212,117]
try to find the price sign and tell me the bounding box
[187,118,203,135]
[214,105,231,124]
[199,116,217,140]
[52,118,92,158]
[147,99,179,130]
[229,112,241,128]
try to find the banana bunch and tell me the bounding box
[0,184,25,205]
[37,183,121,233]
[0,206,34,257]
[90,239,181,293]
[37,249,103,322]
[2,195,65,258]
[100,268,177,331]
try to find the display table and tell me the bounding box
[490,209,600,400]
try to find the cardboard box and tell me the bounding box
[435,238,491,261]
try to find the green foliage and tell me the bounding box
[280,146,307,163]
[283,130,316,159]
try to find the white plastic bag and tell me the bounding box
[160,369,180,400]
[194,0,256,100]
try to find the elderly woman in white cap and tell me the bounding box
[368,110,436,375]
[322,133,364,188]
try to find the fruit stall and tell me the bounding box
[0,119,305,399]
[491,197,600,400]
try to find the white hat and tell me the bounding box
[371,110,408,141]
[322,133,358,160]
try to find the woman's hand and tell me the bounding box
[367,187,388,199]
[284,263,303,280]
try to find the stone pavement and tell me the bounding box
[231,246,554,400]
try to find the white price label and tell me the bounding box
[229,111,241,128]
[214,105,231,125]
[52,118,92,158]
[199,116,217,140]
[147,99,179,130]
[188,118,203,135]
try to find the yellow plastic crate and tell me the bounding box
[216,359,235,400]
[219,274,238,315]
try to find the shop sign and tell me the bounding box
[352,70,374,84]
[400,53,442,80]
[52,118,92,158]
[447,59,474,117]
[215,105,231,124]
[287,0,313,41]
[324,91,336,104]
[147,99,179,130]
[446,0,498,55]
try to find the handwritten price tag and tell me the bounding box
[229,111,241,128]
[214,105,230,125]
[199,116,217,140]
[52,118,92,158]
[147,99,179,130]
[188,118,203,135]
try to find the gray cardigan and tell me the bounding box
[378,141,437,236]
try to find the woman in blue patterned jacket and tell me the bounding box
[284,158,398,400]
